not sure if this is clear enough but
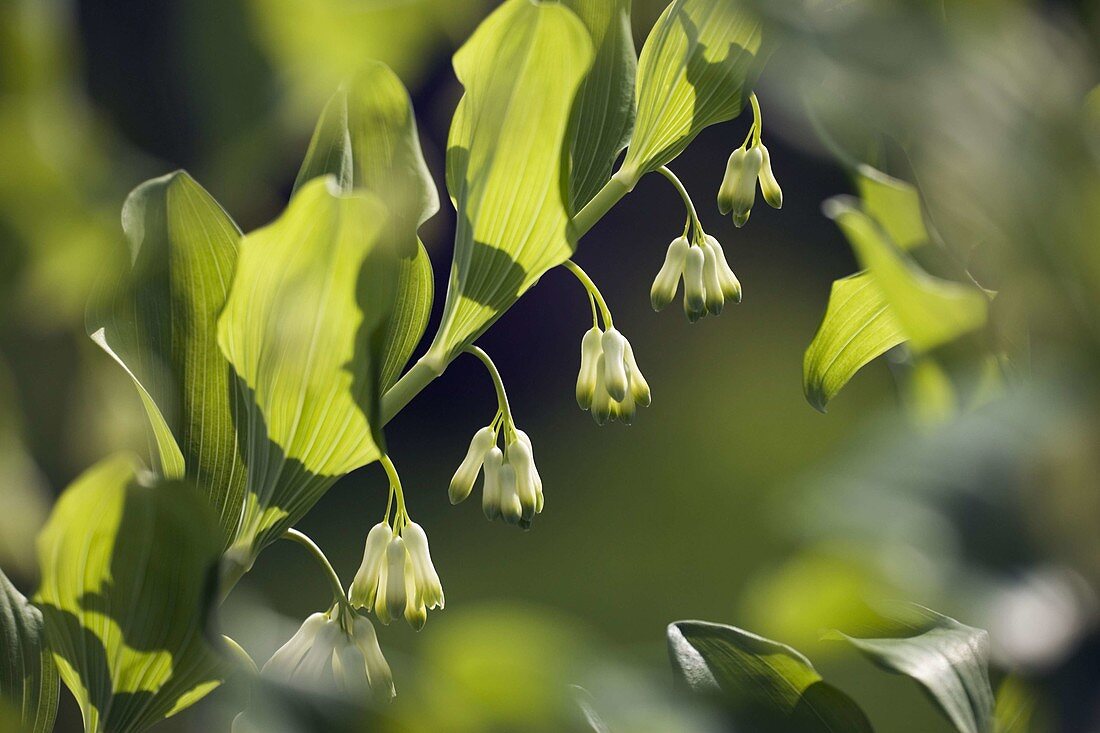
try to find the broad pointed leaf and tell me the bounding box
[294,61,439,391]
[855,165,928,251]
[217,178,396,572]
[830,604,994,733]
[35,455,225,733]
[621,0,767,181]
[803,273,905,413]
[428,0,594,364]
[87,171,247,548]
[668,621,873,732]
[0,569,58,733]
[561,0,638,213]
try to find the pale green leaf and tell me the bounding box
[825,197,988,353]
[293,60,438,391]
[35,455,225,733]
[621,0,767,181]
[86,171,247,549]
[217,178,396,570]
[561,0,638,213]
[803,273,906,413]
[0,568,58,733]
[0,362,50,577]
[993,677,1043,733]
[668,621,873,732]
[429,0,594,364]
[855,165,928,251]
[831,604,994,733]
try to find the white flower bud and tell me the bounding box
[683,245,707,323]
[705,235,742,303]
[377,537,408,625]
[352,615,394,699]
[450,425,495,504]
[499,461,521,524]
[402,522,444,610]
[701,239,725,315]
[758,144,783,209]
[508,438,539,521]
[262,612,328,683]
[349,522,392,610]
[575,327,604,410]
[622,340,651,407]
[601,329,629,402]
[732,146,763,227]
[591,355,612,425]
[651,237,690,311]
[515,429,543,513]
[718,148,746,216]
[482,447,504,521]
[404,567,426,631]
[612,389,637,425]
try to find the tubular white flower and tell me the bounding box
[683,245,707,323]
[704,235,742,304]
[499,461,521,525]
[403,565,426,631]
[482,446,504,521]
[651,236,690,311]
[576,326,604,410]
[332,638,371,695]
[591,354,612,425]
[718,148,746,216]
[611,388,637,425]
[349,522,392,610]
[758,143,783,209]
[701,240,725,315]
[292,619,341,685]
[508,437,539,521]
[376,536,408,625]
[516,429,544,514]
[732,146,763,228]
[262,612,328,683]
[402,521,444,611]
[352,615,394,699]
[449,425,496,504]
[600,329,630,402]
[622,340,651,407]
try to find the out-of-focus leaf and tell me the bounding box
[855,165,927,251]
[621,0,767,181]
[293,61,438,391]
[830,604,994,733]
[87,171,247,549]
[0,569,58,733]
[993,677,1041,733]
[667,621,873,732]
[35,455,225,733]
[561,0,638,212]
[217,178,396,572]
[428,0,594,363]
[899,356,957,425]
[0,362,50,576]
[803,273,905,412]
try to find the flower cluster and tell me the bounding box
[576,327,651,424]
[450,422,544,527]
[651,234,742,322]
[350,520,444,630]
[718,140,783,228]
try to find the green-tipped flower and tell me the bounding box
[758,144,783,209]
[601,329,630,402]
[732,145,763,228]
[349,522,393,612]
[651,236,690,311]
[575,327,651,424]
[576,326,603,410]
[401,521,444,630]
[702,240,725,316]
[499,461,521,525]
[449,425,495,504]
[481,446,504,521]
[622,340,651,407]
[376,536,408,625]
[683,245,707,322]
[508,436,540,521]
[705,235,742,304]
[717,148,746,216]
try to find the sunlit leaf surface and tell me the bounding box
[668,621,873,732]
[561,0,637,213]
[87,171,247,548]
[429,0,594,363]
[35,456,225,733]
[622,0,767,180]
[855,165,928,251]
[217,178,396,570]
[0,569,58,733]
[832,604,994,733]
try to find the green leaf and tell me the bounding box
[855,165,928,251]
[428,0,594,364]
[561,0,638,213]
[803,273,905,413]
[993,677,1042,733]
[668,621,873,732]
[0,362,50,577]
[294,60,439,391]
[830,604,994,733]
[217,178,396,571]
[0,568,58,733]
[87,171,247,549]
[35,455,225,733]
[621,0,768,181]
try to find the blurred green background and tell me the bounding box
[3,0,1099,731]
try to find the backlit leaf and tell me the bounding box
[35,455,225,733]
[217,178,396,572]
[561,0,638,213]
[622,0,767,181]
[0,568,58,733]
[668,621,873,732]
[831,604,994,733]
[993,677,1042,733]
[428,0,594,364]
[87,171,247,549]
[803,273,905,413]
[855,165,928,251]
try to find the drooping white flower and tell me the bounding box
[651,236,690,312]
[401,521,444,630]
[718,141,780,227]
[682,246,707,323]
[482,446,504,521]
[575,326,604,410]
[449,425,496,504]
[758,143,783,209]
[349,522,392,611]
[376,535,408,626]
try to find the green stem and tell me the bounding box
[657,166,704,239]
[562,260,614,329]
[380,455,408,528]
[572,171,635,238]
[749,92,763,146]
[465,346,514,435]
[282,528,350,611]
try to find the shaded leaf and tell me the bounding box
[855,165,928,251]
[561,0,638,213]
[993,677,1042,733]
[35,455,225,733]
[0,362,50,577]
[428,0,594,364]
[803,273,905,413]
[622,0,768,181]
[87,171,247,549]
[294,61,438,391]
[668,621,873,732]
[830,604,994,733]
[217,178,396,572]
[0,568,58,733]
